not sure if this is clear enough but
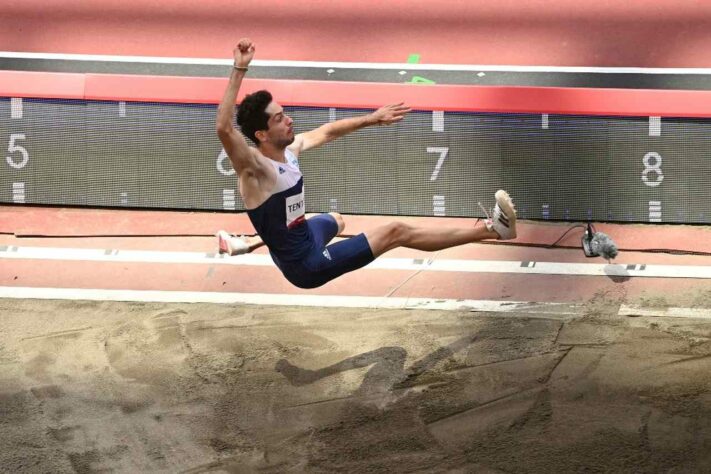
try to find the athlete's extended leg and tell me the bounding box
[365,190,516,257]
[365,221,497,257]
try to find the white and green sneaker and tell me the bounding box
[480,190,517,240]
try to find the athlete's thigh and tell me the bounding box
[304,234,374,286]
[306,213,339,248]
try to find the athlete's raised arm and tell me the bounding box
[288,103,411,156]
[216,39,261,174]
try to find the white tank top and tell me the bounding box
[247,148,310,260]
[267,149,305,229]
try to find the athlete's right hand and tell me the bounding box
[233,38,255,68]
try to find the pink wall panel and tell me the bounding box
[2,0,711,67]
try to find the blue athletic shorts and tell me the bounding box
[273,214,375,289]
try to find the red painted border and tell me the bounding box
[4,70,711,117]
[0,71,86,100]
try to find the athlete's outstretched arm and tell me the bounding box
[216,39,260,174]
[289,103,411,154]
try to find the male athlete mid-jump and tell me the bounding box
[216,38,517,289]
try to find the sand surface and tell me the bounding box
[2,290,711,473]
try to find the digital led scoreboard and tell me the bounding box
[2,68,711,224]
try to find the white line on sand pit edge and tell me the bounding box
[0,286,581,318]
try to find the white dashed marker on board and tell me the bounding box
[11,98,22,119]
[223,189,235,210]
[120,192,128,205]
[433,195,445,216]
[649,200,662,222]
[542,114,549,129]
[329,108,336,122]
[329,198,338,211]
[119,101,126,117]
[12,183,25,203]
[649,116,661,136]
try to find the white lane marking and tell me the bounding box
[0,286,581,317]
[542,113,549,129]
[118,101,126,117]
[649,116,661,136]
[3,245,711,279]
[619,305,711,319]
[3,51,711,74]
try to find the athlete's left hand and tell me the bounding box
[371,103,412,125]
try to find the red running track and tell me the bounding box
[2,206,711,306]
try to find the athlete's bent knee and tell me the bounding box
[328,212,345,234]
[385,221,411,247]
[365,221,412,257]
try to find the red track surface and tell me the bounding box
[3,206,711,255]
[2,206,711,305]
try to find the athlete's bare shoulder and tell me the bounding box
[239,147,271,174]
[239,148,277,208]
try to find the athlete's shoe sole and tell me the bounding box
[492,190,517,240]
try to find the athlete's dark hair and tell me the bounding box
[237,90,272,145]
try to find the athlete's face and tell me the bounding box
[263,101,294,148]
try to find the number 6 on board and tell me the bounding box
[6,133,29,169]
[216,148,235,176]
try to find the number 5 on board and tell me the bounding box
[6,133,29,169]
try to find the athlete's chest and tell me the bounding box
[241,152,302,210]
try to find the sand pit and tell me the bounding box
[1,292,711,473]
